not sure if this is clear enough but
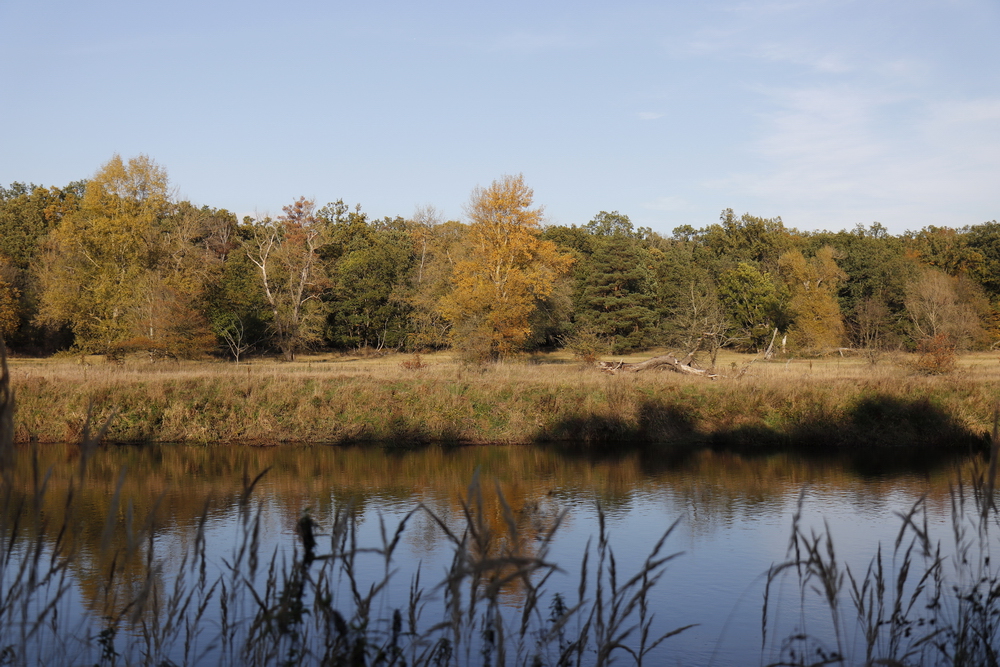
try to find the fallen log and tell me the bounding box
[596,353,717,378]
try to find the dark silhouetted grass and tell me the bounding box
[761,415,1000,666]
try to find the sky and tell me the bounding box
[1,0,997,236]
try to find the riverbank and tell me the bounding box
[6,349,1000,449]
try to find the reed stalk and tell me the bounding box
[0,344,691,665]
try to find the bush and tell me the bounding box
[914,333,957,374]
[561,328,611,363]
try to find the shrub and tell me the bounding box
[914,333,957,374]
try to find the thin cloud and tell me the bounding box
[644,196,697,212]
[721,81,1000,229]
[637,112,664,120]
[737,85,902,201]
[725,0,833,14]
[489,29,575,54]
[751,41,851,72]
[682,26,748,57]
[874,58,928,84]
[929,98,1000,126]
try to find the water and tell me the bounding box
[0,443,984,665]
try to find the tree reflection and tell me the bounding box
[0,441,970,634]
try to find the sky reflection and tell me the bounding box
[2,443,979,666]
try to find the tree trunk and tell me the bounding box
[596,354,717,378]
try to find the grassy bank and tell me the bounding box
[5,350,1000,666]
[6,349,1000,448]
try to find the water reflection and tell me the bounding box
[0,442,978,666]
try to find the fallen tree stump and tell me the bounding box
[596,353,718,379]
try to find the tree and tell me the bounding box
[904,268,987,350]
[207,231,270,362]
[402,218,467,350]
[584,210,650,239]
[131,276,217,360]
[853,297,894,364]
[963,220,1000,342]
[907,225,984,276]
[717,262,784,351]
[129,202,235,359]
[37,154,173,354]
[0,276,19,338]
[36,156,222,359]
[323,214,415,350]
[703,209,795,271]
[439,175,573,359]
[244,197,330,360]
[809,223,915,345]
[0,182,82,351]
[647,233,729,360]
[0,182,81,270]
[572,232,657,353]
[666,279,730,367]
[411,205,442,287]
[966,220,1000,298]
[778,246,846,353]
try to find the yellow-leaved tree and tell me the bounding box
[37,154,218,358]
[0,279,18,339]
[439,174,573,359]
[778,246,847,352]
[38,154,171,353]
[0,256,19,339]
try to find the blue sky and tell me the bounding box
[2,0,997,235]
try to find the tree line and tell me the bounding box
[1,154,998,363]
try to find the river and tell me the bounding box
[0,442,989,666]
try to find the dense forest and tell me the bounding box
[2,154,998,364]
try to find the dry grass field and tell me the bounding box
[4,347,1000,448]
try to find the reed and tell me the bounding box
[0,342,693,666]
[0,466,689,666]
[761,425,1000,667]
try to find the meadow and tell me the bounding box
[4,348,999,450]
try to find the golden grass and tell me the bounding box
[5,348,999,447]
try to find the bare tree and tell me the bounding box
[667,281,732,369]
[904,268,984,350]
[217,317,258,363]
[852,296,896,364]
[245,198,329,360]
[411,204,443,285]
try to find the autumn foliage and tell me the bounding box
[778,246,847,352]
[3,155,1000,363]
[0,278,18,338]
[439,174,573,359]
